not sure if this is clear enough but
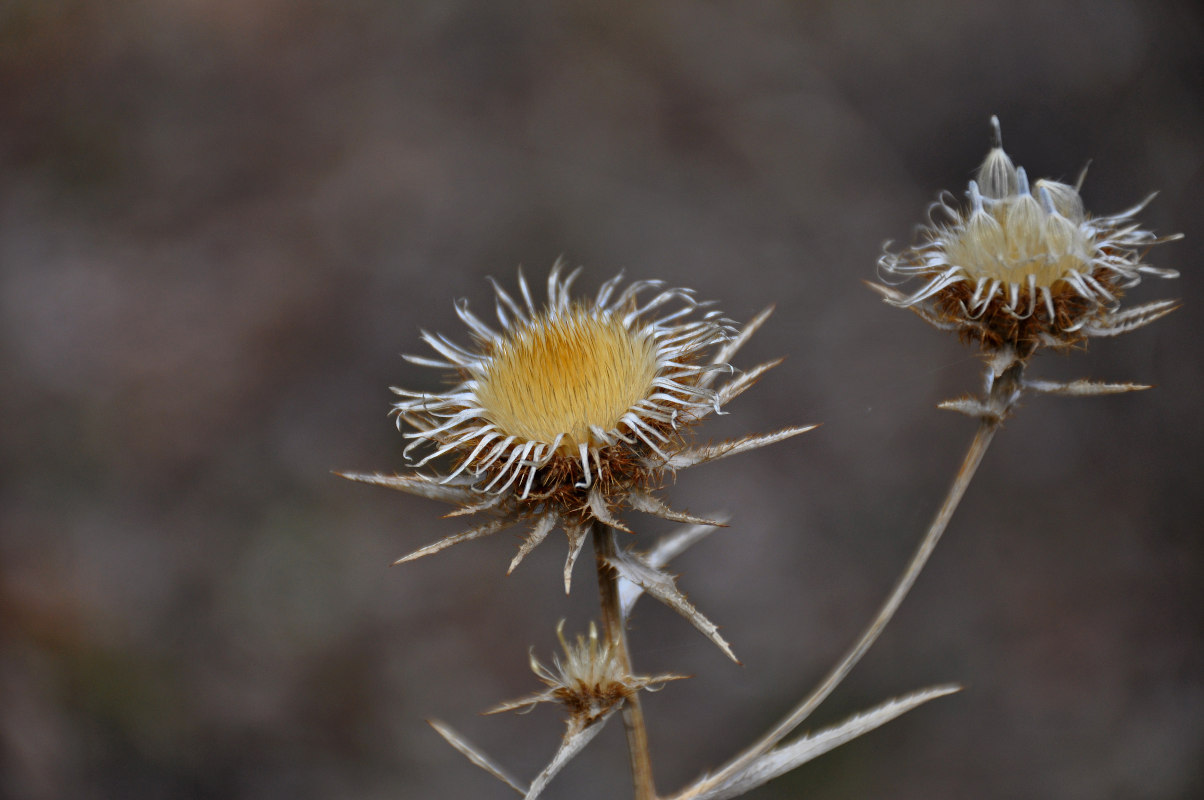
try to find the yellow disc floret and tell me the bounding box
[943,181,1092,289]
[476,306,658,450]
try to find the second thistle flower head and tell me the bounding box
[341,262,810,589]
[876,116,1180,357]
[487,621,685,725]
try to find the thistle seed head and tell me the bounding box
[876,116,1181,356]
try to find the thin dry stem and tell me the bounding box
[595,525,658,800]
[674,418,999,799]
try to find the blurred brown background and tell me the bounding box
[2,2,1202,798]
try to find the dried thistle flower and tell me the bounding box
[488,620,685,725]
[340,262,811,590]
[875,116,1181,357]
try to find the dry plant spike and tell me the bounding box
[642,517,728,568]
[444,491,508,517]
[618,519,725,618]
[700,305,775,388]
[626,489,728,527]
[561,520,590,594]
[334,470,480,505]
[663,425,816,470]
[864,280,961,330]
[427,719,528,796]
[607,546,738,663]
[673,684,961,800]
[1024,378,1151,396]
[483,619,686,798]
[937,396,997,420]
[1081,298,1181,337]
[524,714,617,800]
[508,512,559,574]
[680,423,999,797]
[391,517,513,566]
[713,358,784,407]
[587,483,633,533]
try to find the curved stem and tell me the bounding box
[678,419,999,798]
[595,524,657,800]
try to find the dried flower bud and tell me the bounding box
[488,621,685,726]
[876,116,1181,357]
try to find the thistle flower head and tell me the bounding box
[340,262,811,590]
[396,263,728,499]
[487,621,685,725]
[876,116,1181,356]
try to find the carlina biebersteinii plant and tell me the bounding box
[873,115,1182,423]
[341,264,962,799]
[339,262,814,647]
[836,117,1183,800]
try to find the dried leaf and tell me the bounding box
[1024,378,1151,396]
[508,512,559,574]
[393,517,514,565]
[1084,299,1180,337]
[607,547,738,663]
[587,484,631,533]
[865,281,960,330]
[562,520,590,594]
[678,685,960,800]
[428,719,528,796]
[335,471,480,506]
[619,519,726,618]
[525,712,618,799]
[627,490,728,528]
[715,359,783,407]
[445,491,508,517]
[701,306,774,387]
[937,396,995,420]
[664,425,815,469]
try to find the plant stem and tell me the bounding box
[595,524,657,800]
[678,418,999,798]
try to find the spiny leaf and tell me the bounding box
[619,518,726,619]
[627,490,728,528]
[607,547,738,663]
[393,517,514,565]
[524,712,618,799]
[677,685,961,800]
[428,720,527,796]
[335,471,480,506]
[664,426,815,469]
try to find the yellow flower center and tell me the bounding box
[475,307,658,450]
[947,162,1094,289]
[945,194,1093,288]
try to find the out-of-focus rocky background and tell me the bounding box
[2,2,1202,798]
